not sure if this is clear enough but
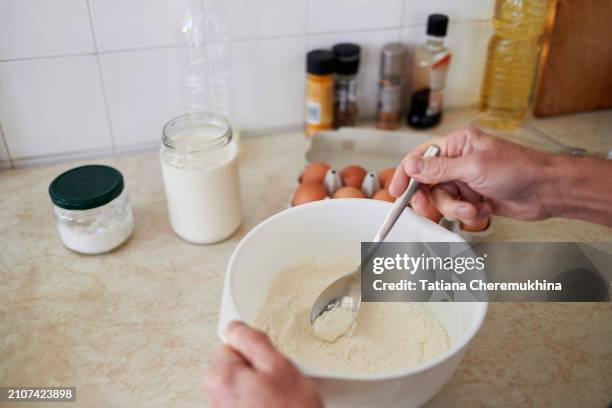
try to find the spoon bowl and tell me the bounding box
[309,265,361,325]
[310,144,441,328]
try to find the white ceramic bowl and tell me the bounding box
[218,199,487,408]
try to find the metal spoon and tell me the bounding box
[310,144,441,328]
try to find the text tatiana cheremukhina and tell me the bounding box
[372,279,562,292]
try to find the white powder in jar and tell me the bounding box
[57,217,133,254]
[53,191,134,255]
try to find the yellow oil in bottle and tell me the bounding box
[478,0,549,130]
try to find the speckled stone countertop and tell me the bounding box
[1,109,611,407]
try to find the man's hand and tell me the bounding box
[389,127,557,224]
[204,321,322,408]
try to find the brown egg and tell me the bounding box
[378,167,396,189]
[372,188,396,203]
[461,217,490,232]
[340,165,367,188]
[301,162,330,184]
[292,182,328,206]
[332,186,365,199]
[425,202,443,223]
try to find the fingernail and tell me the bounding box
[478,206,491,217]
[456,205,473,218]
[225,320,245,336]
[408,159,424,175]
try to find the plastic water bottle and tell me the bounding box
[177,0,231,117]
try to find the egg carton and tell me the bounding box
[291,126,431,204]
[289,166,494,236]
[288,165,392,205]
[306,127,431,170]
[290,126,494,236]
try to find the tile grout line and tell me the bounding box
[11,146,115,163]
[398,0,407,42]
[0,51,97,64]
[304,0,309,123]
[0,20,494,65]
[305,0,310,61]
[7,107,483,167]
[0,121,15,169]
[85,0,117,157]
[305,0,310,40]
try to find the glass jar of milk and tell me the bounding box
[160,113,242,244]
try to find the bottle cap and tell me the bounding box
[380,43,406,78]
[426,14,449,37]
[307,50,334,75]
[332,43,361,75]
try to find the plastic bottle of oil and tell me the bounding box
[477,0,549,130]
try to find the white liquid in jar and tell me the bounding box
[160,127,242,244]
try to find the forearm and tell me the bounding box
[540,155,612,227]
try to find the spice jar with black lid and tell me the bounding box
[305,50,335,137]
[332,43,360,128]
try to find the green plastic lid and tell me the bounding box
[49,165,124,210]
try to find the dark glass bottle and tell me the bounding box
[407,14,451,129]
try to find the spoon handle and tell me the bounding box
[372,144,440,242]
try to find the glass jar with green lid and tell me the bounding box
[48,165,134,254]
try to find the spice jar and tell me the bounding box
[377,43,406,130]
[160,113,242,244]
[305,50,335,138]
[48,165,134,254]
[332,43,360,128]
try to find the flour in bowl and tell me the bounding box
[312,306,356,342]
[254,258,449,373]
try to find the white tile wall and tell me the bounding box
[0,0,95,60]
[230,37,306,130]
[0,56,112,159]
[99,48,184,149]
[0,0,494,167]
[403,0,495,27]
[228,0,307,40]
[308,0,404,33]
[90,0,184,51]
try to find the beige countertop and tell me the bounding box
[1,109,611,407]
